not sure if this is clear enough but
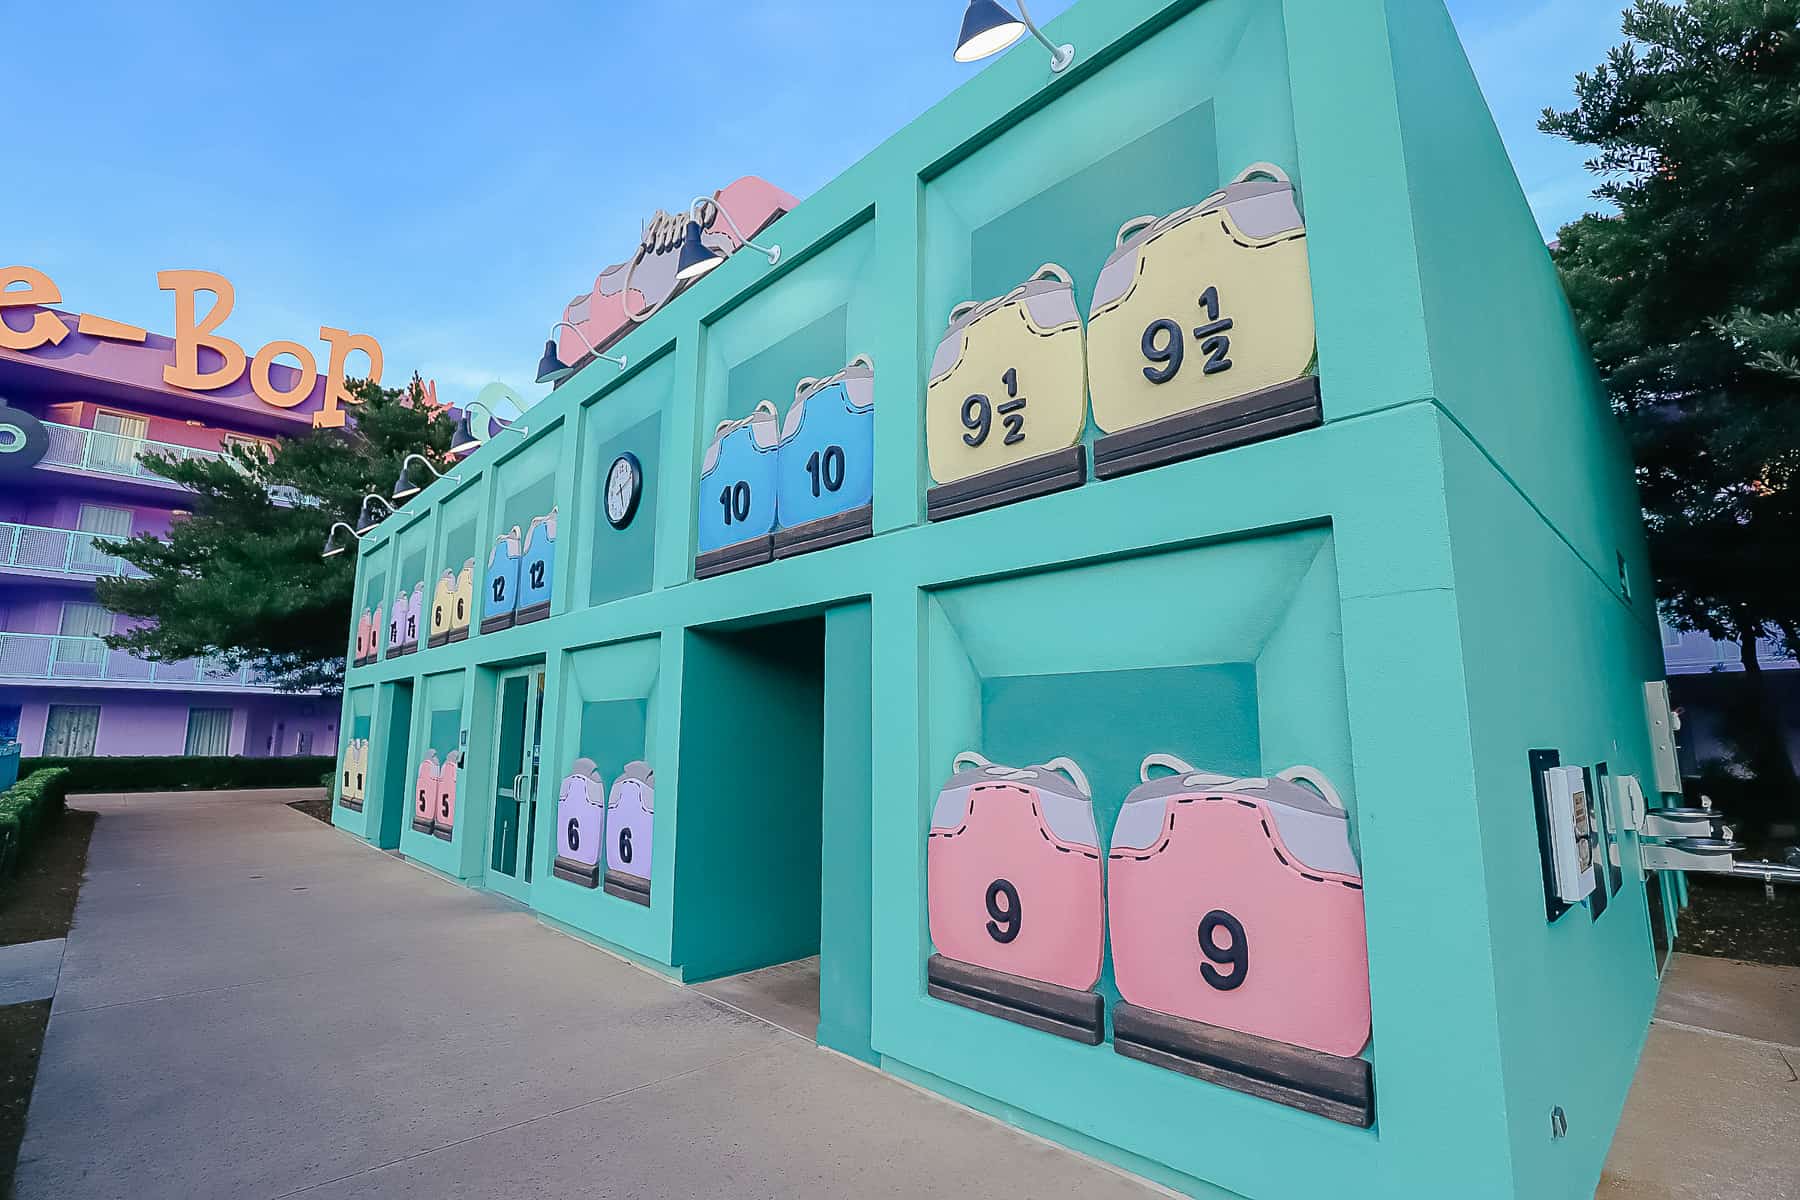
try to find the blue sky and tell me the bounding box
[2,1,1625,408]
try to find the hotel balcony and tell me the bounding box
[34,422,302,506]
[40,420,225,488]
[0,632,286,693]
[0,521,148,582]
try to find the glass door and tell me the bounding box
[485,665,547,902]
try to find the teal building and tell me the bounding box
[332,2,1681,1195]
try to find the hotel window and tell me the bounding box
[184,708,233,757]
[56,601,112,669]
[73,504,133,571]
[90,410,149,473]
[221,434,274,461]
[43,705,101,757]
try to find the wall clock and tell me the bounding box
[605,451,643,529]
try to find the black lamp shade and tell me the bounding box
[354,497,387,536]
[392,470,421,501]
[535,338,573,385]
[674,220,726,283]
[955,0,1025,62]
[322,528,349,558]
[450,411,485,456]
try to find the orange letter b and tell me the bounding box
[159,269,247,391]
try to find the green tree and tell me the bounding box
[1541,0,1800,831]
[94,376,456,694]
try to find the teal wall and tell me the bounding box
[331,2,1664,1195]
[1442,423,1664,1198]
[819,603,875,1063]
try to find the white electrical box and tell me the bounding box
[1644,681,1682,795]
[1544,765,1599,904]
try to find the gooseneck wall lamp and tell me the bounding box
[450,400,528,457]
[674,195,783,284]
[321,522,360,559]
[955,0,1074,73]
[536,320,628,386]
[391,453,459,501]
[353,493,397,536]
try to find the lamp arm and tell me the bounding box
[549,320,627,369]
[1015,1,1075,72]
[691,196,782,266]
[327,522,360,541]
[400,453,447,483]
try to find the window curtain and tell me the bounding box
[44,705,100,756]
[72,505,133,571]
[184,708,233,757]
[56,601,112,670]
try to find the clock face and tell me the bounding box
[605,452,642,529]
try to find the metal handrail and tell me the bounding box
[1729,861,1800,887]
[40,421,226,484]
[0,521,147,578]
[33,422,302,507]
[0,631,281,691]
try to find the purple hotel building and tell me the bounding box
[0,287,342,757]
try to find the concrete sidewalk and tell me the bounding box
[16,790,1159,1200]
[1599,952,1800,1199]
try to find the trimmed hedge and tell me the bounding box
[17,756,334,795]
[0,769,71,884]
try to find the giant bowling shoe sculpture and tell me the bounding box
[1106,756,1373,1126]
[413,750,440,836]
[603,761,655,906]
[926,752,1106,1043]
[553,759,606,888]
[1086,164,1321,479]
[434,751,459,842]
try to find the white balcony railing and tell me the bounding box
[36,422,302,507]
[0,632,281,691]
[0,522,148,579]
[40,422,225,485]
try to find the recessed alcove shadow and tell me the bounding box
[691,223,879,573]
[921,527,1360,1067]
[674,617,827,985]
[548,637,660,904]
[403,669,467,863]
[578,356,671,609]
[922,0,1302,456]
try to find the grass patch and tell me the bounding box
[0,1000,50,1200]
[0,810,96,948]
[0,803,95,1196]
[1679,875,1800,969]
[288,795,334,825]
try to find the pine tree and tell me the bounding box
[1541,0,1800,831]
[93,376,456,694]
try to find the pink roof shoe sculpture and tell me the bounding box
[555,177,798,374]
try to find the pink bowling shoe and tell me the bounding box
[927,752,1104,993]
[1107,756,1370,1058]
